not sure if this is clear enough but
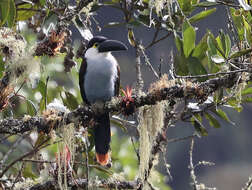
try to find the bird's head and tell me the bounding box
[85,36,127,59]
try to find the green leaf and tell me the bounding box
[104,22,124,28]
[34,132,48,148]
[207,33,220,73]
[26,99,37,116]
[16,3,38,21]
[6,0,15,27]
[193,2,218,7]
[61,91,79,110]
[205,112,221,128]
[241,87,252,96]
[174,54,188,75]
[192,33,208,61]
[39,0,46,6]
[209,33,226,58]
[193,116,208,136]
[189,8,216,24]
[182,21,196,57]
[174,32,183,53]
[224,34,231,58]
[0,0,10,26]
[229,48,252,59]
[91,165,113,175]
[23,163,38,180]
[242,97,252,103]
[187,56,208,81]
[213,109,234,125]
[137,14,151,27]
[230,8,244,41]
[0,56,5,78]
[36,79,47,112]
[110,119,127,132]
[227,98,243,112]
[178,0,193,14]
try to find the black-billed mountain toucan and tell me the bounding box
[79,36,127,166]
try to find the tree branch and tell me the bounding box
[0,70,251,135]
[29,178,142,190]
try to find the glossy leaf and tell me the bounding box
[174,54,188,75]
[192,33,208,61]
[6,0,15,27]
[242,97,252,103]
[227,98,243,112]
[205,112,221,128]
[230,8,244,41]
[137,14,151,27]
[193,116,208,136]
[209,33,226,58]
[178,0,193,14]
[193,2,218,7]
[229,48,252,59]
[37,79,47,112]
[213,109,234,125]
[189,8,216,24]
[0,56,5,78]
[34,132,48,148]
[39,0,46,6]
[23,162,38,180]
[91,165,113,175]
[241,87,252,96]
[110,119,127,132]
[224,34,231,58]
[26,99,37,116]
[174,32,183,53]
[16,3,38,21]
[128,28,136,47]
[182,21,196,57]
[188,56,208,81]
[0,0,10,26]
[61,91,79,110]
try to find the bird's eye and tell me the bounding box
[93,43,98,48]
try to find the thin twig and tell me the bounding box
[11,162,25,189]
[16,8,44,12]
[167,134,197,144]
[83,134,89,190]
[0,134,28,169]
[0,137,50,178]
[0,134,13,143]
[242,175,252,190]
[135,41,144,95]
[130,136,140,163]
[189,137,198,190]
[140,45,159,79]
[22,159,55,164]
[175,69,248,79]
[145,32,172,49]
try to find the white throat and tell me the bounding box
[85,47,109,60]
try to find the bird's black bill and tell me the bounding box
[98,40,127,52]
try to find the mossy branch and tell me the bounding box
[0,70,251,135]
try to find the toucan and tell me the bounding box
[79,36,127,166]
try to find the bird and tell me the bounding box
[79,36,127,166]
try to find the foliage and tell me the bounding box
[0,0,252,190]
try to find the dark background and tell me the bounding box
[73,5,252,190]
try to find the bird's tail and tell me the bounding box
[94,112,111,166]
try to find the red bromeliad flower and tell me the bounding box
[121,86,135,116]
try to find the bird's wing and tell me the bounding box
[114,64,120,97]
[79,58,89,105]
